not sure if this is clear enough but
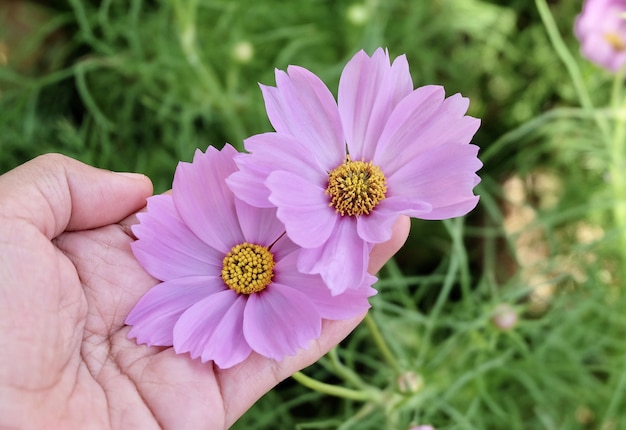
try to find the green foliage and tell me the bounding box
[2,0,625,428]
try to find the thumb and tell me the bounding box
[0,154,153,239]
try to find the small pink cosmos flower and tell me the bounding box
[228,48,482,294]
[125,144,375,369]
[575,0,626,73]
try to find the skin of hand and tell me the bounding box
[0,154,410,430]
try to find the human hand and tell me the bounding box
[0,154,409,429]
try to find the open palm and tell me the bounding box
[0,154,409,430]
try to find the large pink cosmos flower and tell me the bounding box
[125,144,375,369]
[575,0,626,73]
[228,48,482,295]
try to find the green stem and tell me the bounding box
[483,106,626,163]
[481,107,590,163]
[443,218,471,303]
[292,371,377,402]
[327,348,368,389]
[601,354,626,427]
[609,72,626,266]
[364,313,400,373]
[416,252,460,365]
[74,63,114,129]
[535,0,626,270]
[534,0,610,140]
[171,0,247,147]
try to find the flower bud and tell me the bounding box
[232,41,254,64]
[397,371,424,394]
[492,303,518,330]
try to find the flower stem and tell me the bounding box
[609,71,626,266]
[535,0,626,271]
[416,251,460,365]
[291,371,376,402]
[171,0,248,147]
[364,313,401,373]
[443,218,471,303]
[327,347,368,389]
[534,0,610,140]
[601,353,626,427]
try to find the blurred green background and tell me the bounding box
[1,0,624,429]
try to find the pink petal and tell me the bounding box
[274,251,376,319]
[243,284,321,360]
[580,33,626,72]
[172,145,244,254]
[387,143,482,220]
[266,170,337,248]
[339,48,413,160]
[173,290,251,369]
[126,276,221,346]
[297,218,368,295]
[131,195,222,281]
[575,0,626,72]
[355,197,431,243]
[260,66,345,169]
[311,273,377,320]
[227,133,329,208]
[234,199,285,246]
[268,233,300,263]
[226,153,275,208]
[244,133,330,184]
[373,88,480,176]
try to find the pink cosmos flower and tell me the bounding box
[575,0,626,72]
[125,144,375,369]
[228,48,482,294]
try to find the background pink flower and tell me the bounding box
[228,48,482,294]
[126,144,375,369]
[575,0,626,72]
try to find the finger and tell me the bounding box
[0,154,153,239]
[118,190,171,239]
[119,211,143,240]
[220,215,411,426]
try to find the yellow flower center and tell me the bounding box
[325,156,387,216]
[604,31,626,51]
[221,242,275,294]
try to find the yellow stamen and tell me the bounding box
[604,31,626,51]
[326,156,387,216]
[221,242,275,294]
